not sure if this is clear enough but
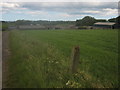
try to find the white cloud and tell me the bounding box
[1,3,19,8]
[2,0,119,2]
[25,11,48,16]
[58,13,70,17]
[102,8,118,16]
[1,2,20,13]
[83,10,101,14]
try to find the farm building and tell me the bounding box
[93,22,116,29]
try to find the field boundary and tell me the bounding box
[2,31,11,88]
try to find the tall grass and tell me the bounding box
[6,29,118,88]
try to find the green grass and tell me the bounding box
[6,29,118,88]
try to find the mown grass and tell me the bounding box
[6,29,118,88]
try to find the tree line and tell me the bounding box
[76,16,120,26]
[1,16,120,30]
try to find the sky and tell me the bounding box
[0,0,120,21]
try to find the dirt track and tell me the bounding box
[0,31,2,89]
[2,31,10,88]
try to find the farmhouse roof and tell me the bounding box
[94,22,115,26]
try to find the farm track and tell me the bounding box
[0,31,2,89]
[2,31,10,88]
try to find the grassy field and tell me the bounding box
[6,29,118,88]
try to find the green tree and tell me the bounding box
[108,18,116,22]
[116,16,120,24]
[76,16,96,26]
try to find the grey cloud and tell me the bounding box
[2,2,118,17]
[19,2,118,16]
[20,2,118,10]
[118,1,120,15]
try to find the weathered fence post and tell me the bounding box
[71,46,80,73]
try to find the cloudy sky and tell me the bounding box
[1,1,119,21]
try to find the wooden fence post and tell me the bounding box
[71,46,80,73]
